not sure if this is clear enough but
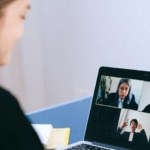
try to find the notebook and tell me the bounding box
[57,66,150,150]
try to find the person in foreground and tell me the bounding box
[0,0,44,149]
[116,119,148,144]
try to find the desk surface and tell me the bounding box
[26,96,92,144]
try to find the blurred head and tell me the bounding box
[116,79,131,99]
[0,0,30,66]
[130,119,138,133]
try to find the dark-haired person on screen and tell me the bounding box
[116,119,148,144]
[107,79,138,110]
[0,0,44,149]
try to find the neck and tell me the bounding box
[131,130,135,133]
[119,98,124,101]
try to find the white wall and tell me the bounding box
[1,0,150,112]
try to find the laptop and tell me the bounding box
[58,66,150,150]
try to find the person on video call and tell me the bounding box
[116,119,148,144]
[142,104,150,113]
[107,78,138,110]
[0,0,44,149]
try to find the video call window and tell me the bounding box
[96,76,144,111]
[117,109,150,145]
[138,81,150,113]
[96,75,150,114]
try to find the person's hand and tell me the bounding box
[120,119,129,129]
[137,123,143,131]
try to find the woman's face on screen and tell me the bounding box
[118,82,129,99]
[0,0,30,66]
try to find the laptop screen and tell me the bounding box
[85,67,150,150]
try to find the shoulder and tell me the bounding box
[134,130,146,135]
[0,86,12,97]
[0,87,44,149]
[120,131,129,137]
[131,94,135,99]
[130,94,137,105]
[0,86,18,103]
[0,87,22,116]
[143,104,150,113]
[145,104,150,108]
[108,93,116,98]
[123,131,130,134]
[131,93,134,97]
[108,93,118,105]
[140,129,146,133]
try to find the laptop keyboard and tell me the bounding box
[65,144,111,150]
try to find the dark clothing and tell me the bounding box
[116,128,148,144]
[107,93,138,110]
[142,104,150,113]
[0,87,44,150]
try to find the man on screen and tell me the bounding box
[116,119,148,144]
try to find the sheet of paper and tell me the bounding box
[32,124,53,145]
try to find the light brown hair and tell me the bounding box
[0,0,15,10]
[0,0,15,16]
